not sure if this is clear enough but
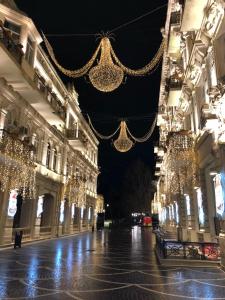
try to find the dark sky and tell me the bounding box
[15,0,167,204]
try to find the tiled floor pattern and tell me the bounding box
[0,227,224,299]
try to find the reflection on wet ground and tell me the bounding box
[0,226,224,299]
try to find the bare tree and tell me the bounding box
[121,159,153,215]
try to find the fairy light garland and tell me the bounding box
[165,131,197,195]
[0,133,36,198]
[64,172,87,208]
[43,34,165,92]
[110,38,165,76]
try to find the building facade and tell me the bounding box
[0,0,99,246]
[155,0,225,263]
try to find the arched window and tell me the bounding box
[66,159,70,177]
[53,148,57,171]
[46,143,51,168]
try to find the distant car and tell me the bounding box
[141,216,152,227]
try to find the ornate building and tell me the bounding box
[0,0,99,246]
[155,0,225,263]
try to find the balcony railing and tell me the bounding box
[50,126,65,142]
[34,72,66,121]
[155,234,220,261]
[166,77,183,90]
[66,129,88,144]
[0,26,23,64]
[170,11,181,25]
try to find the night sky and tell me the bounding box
[15,0,167,205]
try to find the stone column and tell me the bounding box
[0,190,10,245]
[83,207,89,230]
[90,207,95,228]
[30,196,39,240]
[63,199,70,234]
[217,145,225,266]
[50,149,55,171]
[62,146,68,176]
[41,141,48,166]
[32,42,38,68]
[177,194,188,241]
[75,207,81,232]
[19,25,28,51]
[56,153,61,174]
[0,108,7,138]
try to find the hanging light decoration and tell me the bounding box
[89,37,124,92]
[165,131,197,195]
[88,115,157,152]
[64,172,87,208]
[43,34,165,92]
[113,121,133,152]
[0,132,36,198]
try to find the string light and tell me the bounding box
[87,114,121,139]
[0,132,36,198]
[43,34,165,92]
[126,116,157,142]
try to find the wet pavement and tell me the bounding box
[0,227,225,299]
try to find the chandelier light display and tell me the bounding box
[43,34,165,92]
[88,115,157,152]
[0,132,36,198]
[89,37,124,92]
[166,131,197,194]
[114,121,133,152]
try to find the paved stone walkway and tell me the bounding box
[0,227,225,299]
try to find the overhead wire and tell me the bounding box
[44,3,168,37]
[108,3,168,33]
[84,112,157,123]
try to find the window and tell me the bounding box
[46,143,51,168]
[4,20,21,42]
[161,207,166,223]
[71,203,75,218]
[174,202,179,223]
[169,205,173,220]
[37,196,44,218]
[8,190,18,217]
[32,137,38,162]
[60,201,65,224]
[25,37,34,65]
[80,207,84,219]
[185,194,191,216]
[213,173,225,217]
[88,207,91,220]
[196,188,204,228]
[53,148,57,171]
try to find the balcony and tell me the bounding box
[181,0,208,32]
[66,129,88,151]
[166,77,183,107]
[34,72,66,122]
[0,27,66,127]
[0,26,23,64]
[170,11,181,26]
